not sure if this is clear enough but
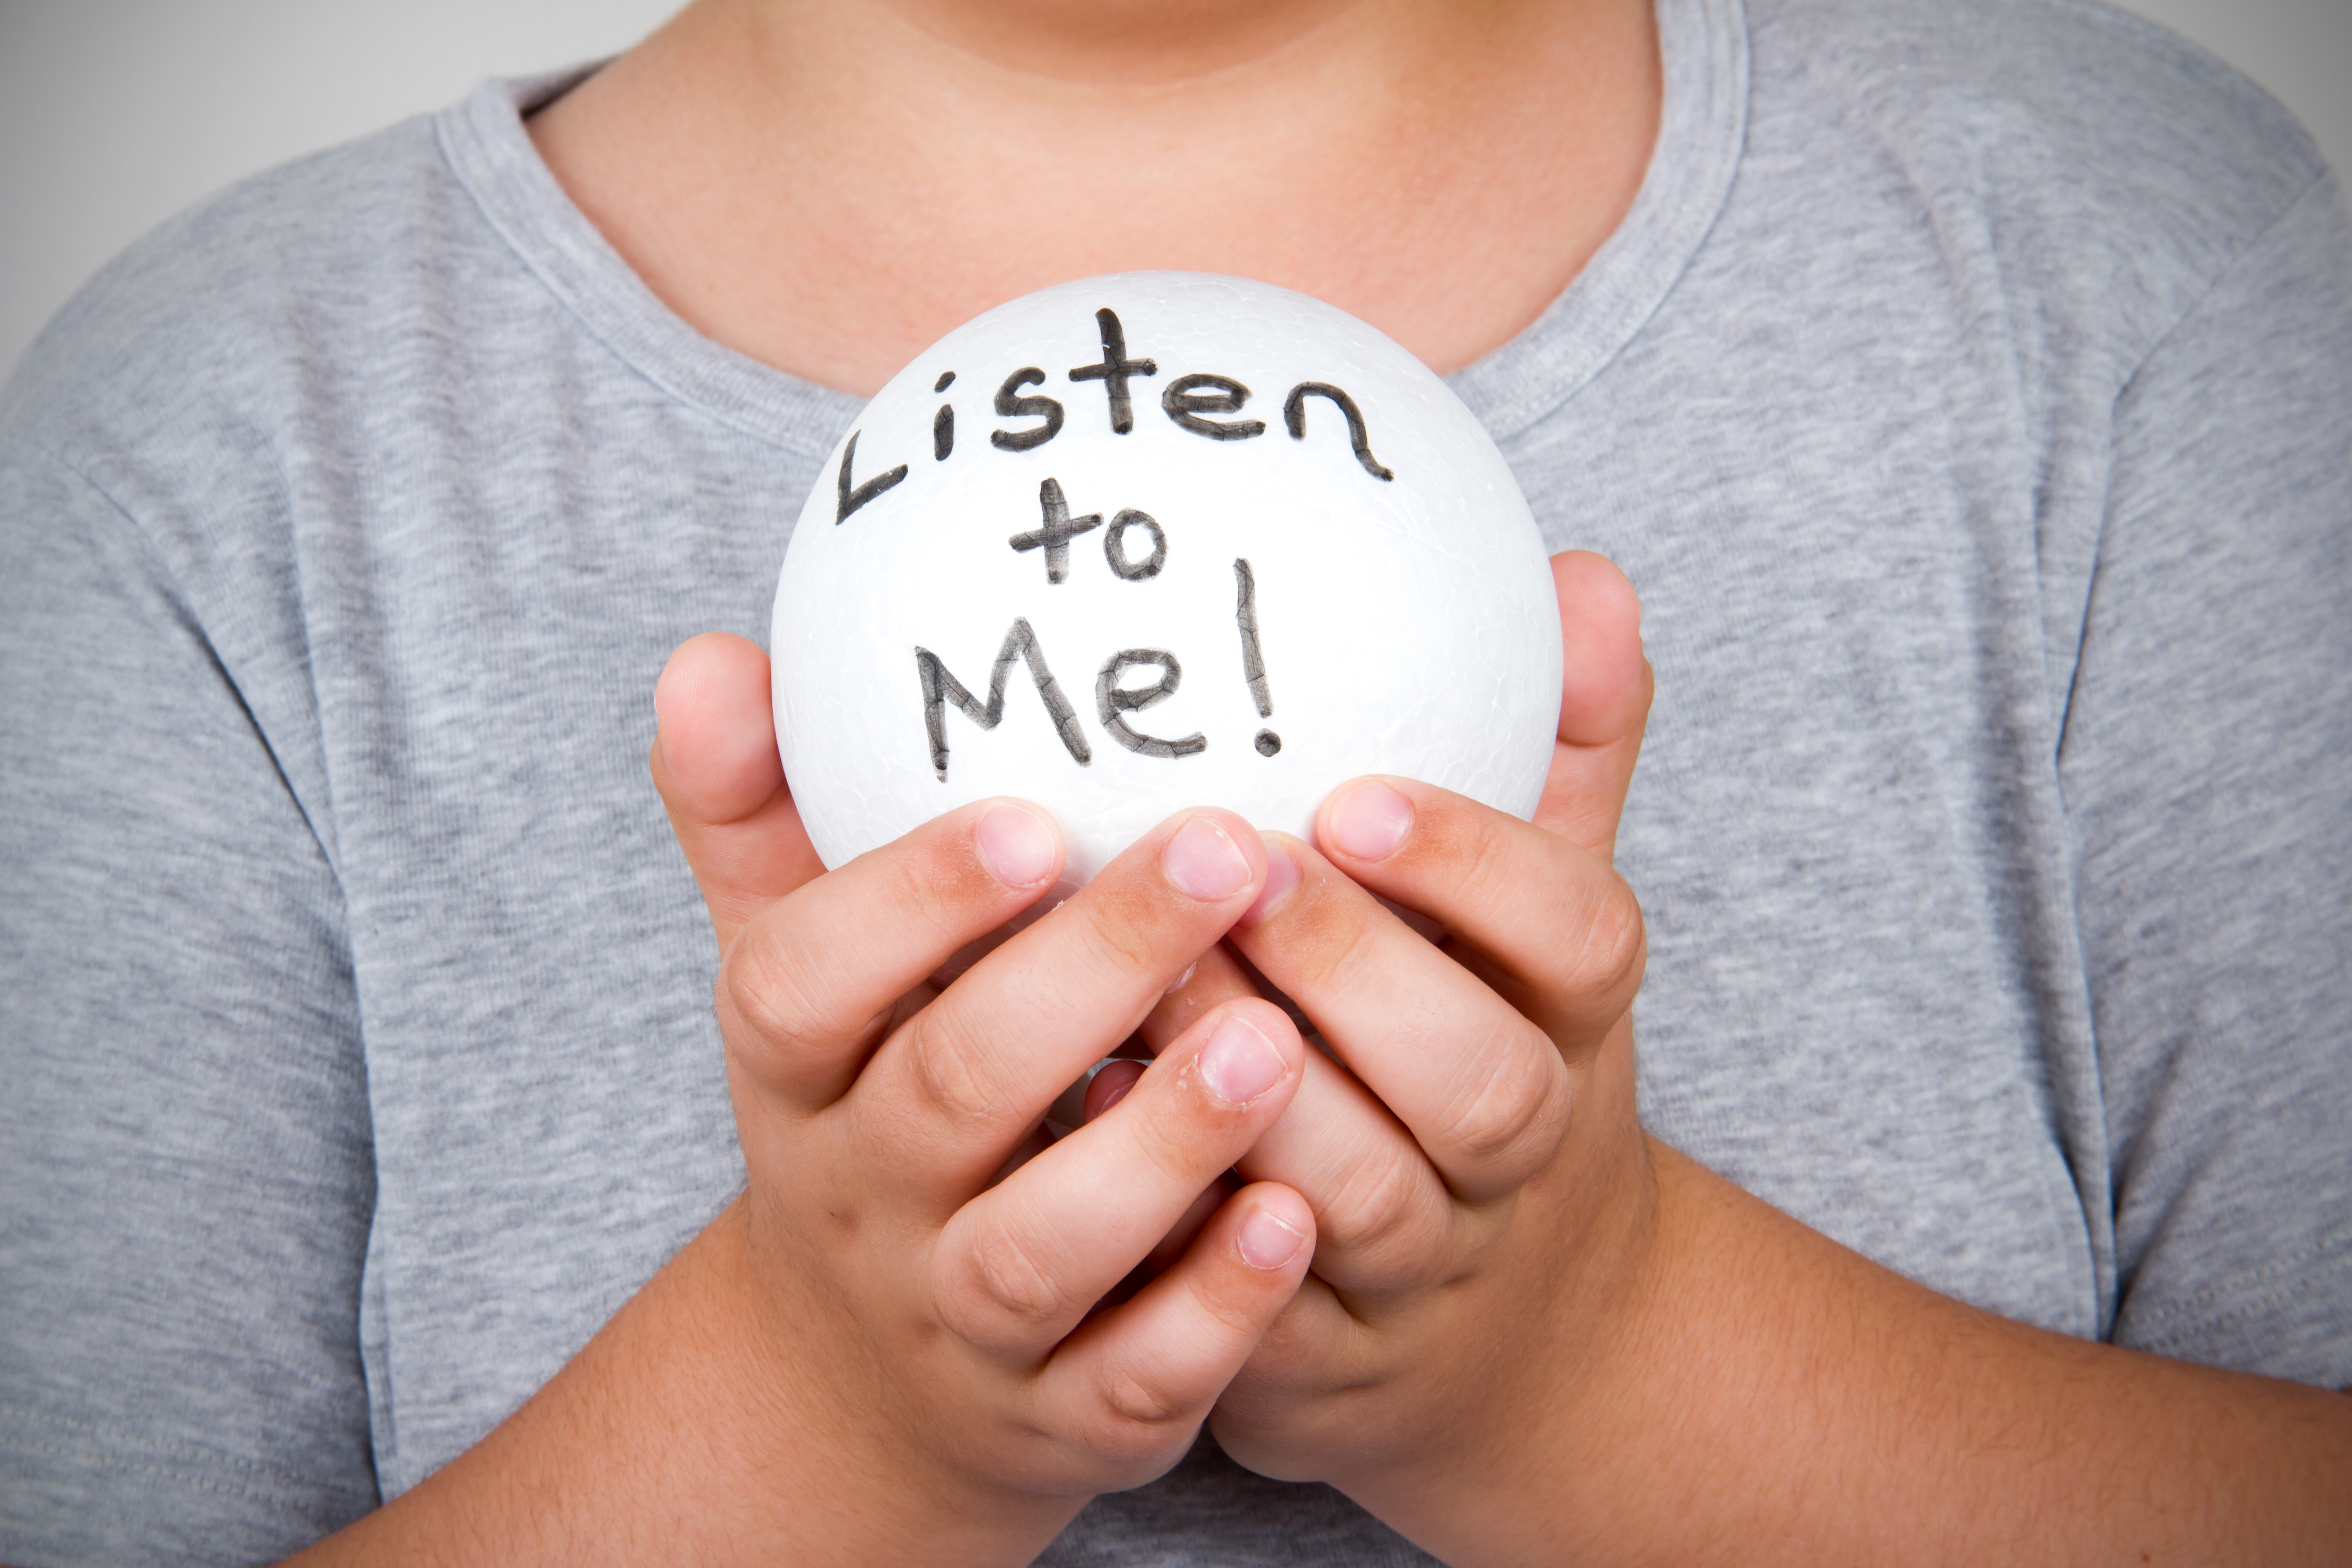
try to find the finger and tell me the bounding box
[1315,779,1646,1049]
[1239,1052,1458,1292]
[1082,1058,1146,1120]
[1032,1183,1315,1476]
[1210,1271,1361,1434]
[1231,833,1575,1202]
[1138,941,1262,1053]
[1145,935,1460,1292]
[863,809,1266,1194]
[1083,1061,1224,1303]
[651,633,825,951]
[1137,1182,1229,1284]
[1539,552,1654,862]
[719,798,1063,1112]
[933,998,1303,1357]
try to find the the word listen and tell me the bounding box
[836,306,1395,524]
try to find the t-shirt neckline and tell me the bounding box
[1450,0,1748,438]
[436,0,1747,458]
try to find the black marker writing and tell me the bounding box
[835,430,908,524]
[1103,509,1167,580]
[1162,372,1266,441]
[1284,382,1393,481]
[991,368,1064,451]
[916,617,1091,781]
[933,369,956,460]
[1097,650,1207,759]
[1009,477,1102,584]
[1234,558,1280,755]
[1068,308,1158,434]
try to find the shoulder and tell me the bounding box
[1749,0,2323,188]
[0,95,551,842]
[1,103,508,477]
[1739,0,2332,358]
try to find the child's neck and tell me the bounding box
[530,0,1661,395]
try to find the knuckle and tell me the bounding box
[718,926,833,1060]
[1094,1363,1193,1432]
[1441,807,1516,908]
[901,1007,1014,1126]
[1281,900,1382,1004]
[943,1223,1074,1344]
[1123,1088,1222,1192]
[1072,883,1165,978]
[1441,1029,1570,1176]
[1065,1353,1215,1477]
[884,843,989,953]
[1571,874,1647,1006]
[1070,1408,1178,1478]
[1190,1266,1276,1343]
[1318,1143,1447,1279]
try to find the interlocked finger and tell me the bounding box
[1228,834,1575,1203]
[1314,777,1646,1049]
[934,998,1304,1357]
[1140,940,1465,1293]
[861,809,1268,1200]
[717,797,1063,1112]
[1031,1181,1316,1481]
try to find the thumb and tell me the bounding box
[650,632,827,952]
[1534,551,1653,862]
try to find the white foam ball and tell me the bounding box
[771,271,1560,887]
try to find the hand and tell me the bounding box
[648,634,1322,1561]
[1115,553,1657,1527]
[294,636,1324,1568]
[1096,552,2352,1565]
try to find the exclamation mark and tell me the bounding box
[1234,558,1279,755]
[932,370,956,459]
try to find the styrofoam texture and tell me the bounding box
[771,271,1560,887]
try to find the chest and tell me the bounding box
[322,299,2110,1490]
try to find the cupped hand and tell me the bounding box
[1110,551,1659,1533]
[649,634,1318,1559]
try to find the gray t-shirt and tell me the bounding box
[4,0,2347,1562]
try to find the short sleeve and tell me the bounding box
[2059,172,2352,1386]
[0,435,380,1564]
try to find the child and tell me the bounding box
[3,0,2347,1562]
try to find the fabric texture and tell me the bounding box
[4,0,2347,1562]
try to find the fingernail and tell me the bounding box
[975,804,1057,888]
[1091,1064,1142,1117]
[1328,780,1413,862]
[1236,1209,1307,1270]
[1240,839,1299,926]
[1164,816,1252,902]
[1196,1014,1284,1106]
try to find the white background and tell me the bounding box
[3,0,2348,377]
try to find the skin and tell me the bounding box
[273,0,2352,1562]
[527,0,1662,392]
